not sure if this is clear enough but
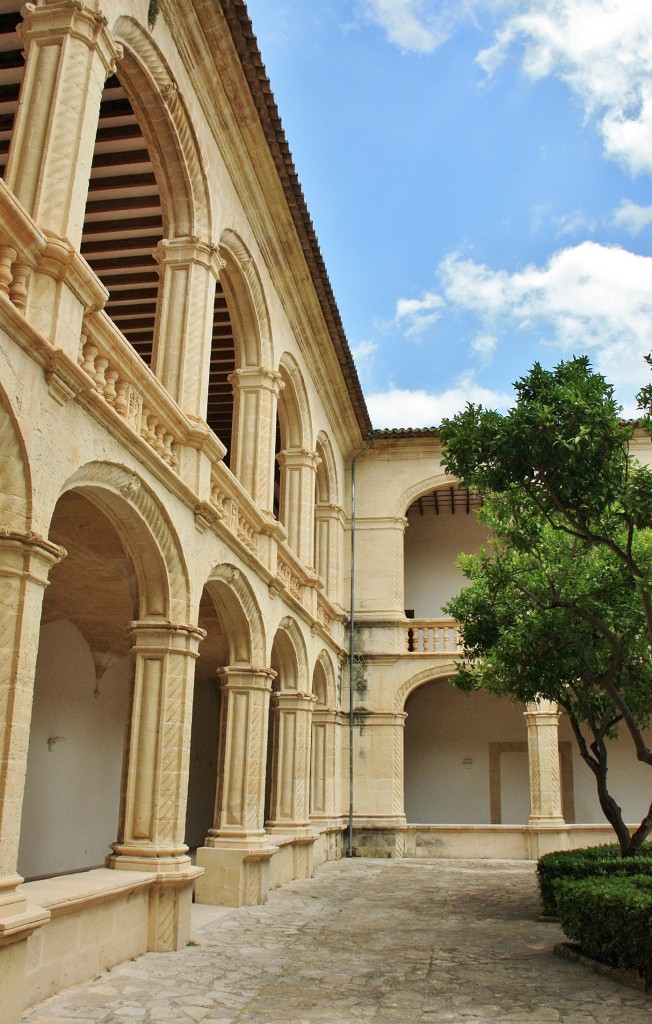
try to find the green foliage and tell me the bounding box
[441,355,652,854]
[537,844,652,915]
[555,874,652,984]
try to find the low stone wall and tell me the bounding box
[21,869,154,1010]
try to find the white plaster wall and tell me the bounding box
[404,681,527,824]
[404,508,489,617]
[18,620,131,879]
[558,715,652,826]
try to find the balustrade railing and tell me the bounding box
[79,311,183,469]
[405,619,460,655]
[210,466,262,556]
[0,178,45,313]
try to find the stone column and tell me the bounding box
[277,448,319,566]
[195,667,276,907]
[267,690,315,831]
[109,620,205,951]
[151,237,224,421]
[524,699,568,858]
[228,367,283,515]
[310,707,339,822]
[0,530,65,1022]
[5,0,120,354]
[314,503,341,601]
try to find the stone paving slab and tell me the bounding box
[21,858,652,1024]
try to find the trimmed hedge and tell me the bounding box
[555,874,652,986]
[537,843,652,915]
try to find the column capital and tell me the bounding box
[128,620,207,656]
[276,448,320,472]
[154,236,226,277]
[0,528,66,584]
[524,698,559,720]
[228,366,284,396]
[217,666,276,691]
[19,0,122,76]
[272,690,317,710]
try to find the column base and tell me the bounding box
[527,820,569,859]
[107,845,202,951]
[195,839,279,907]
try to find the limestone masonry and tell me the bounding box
[0,1,648,1019]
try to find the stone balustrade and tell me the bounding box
[210,463,265,556]
[0,178,46,313]
[79,312,183,470]
[405,619,460,655]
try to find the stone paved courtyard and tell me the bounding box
[22,858,651,1024]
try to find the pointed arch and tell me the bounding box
[112,16,212,240]
[203,562,266,667]
[59,462,189,622]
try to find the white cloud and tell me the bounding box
[351,340,378,368]
[360,0,470,54]
[366,374,513,429]
[478,1,652,176]
[394,290,445,336]
[612,199,652,235]
[471,332,497,358]
[438,241,652,410]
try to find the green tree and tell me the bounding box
[439,356,652,854]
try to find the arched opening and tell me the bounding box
[403,678,529,825]
[18,490,138,879]
[0,4,22,179]
[314,433,339,596]
[184,589,224,852]
[310,657,330,817]
[0,388,30,531]
[265,621,310,829]
[186,567,262,849]
[403,484,486,619]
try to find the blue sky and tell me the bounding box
[244,0,652,427]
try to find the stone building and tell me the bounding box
[0,0,648,1019]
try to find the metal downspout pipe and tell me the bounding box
[347,434,375,857]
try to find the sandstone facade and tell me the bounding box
[0,1,648,1019]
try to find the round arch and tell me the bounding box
[112,16,212,240]
[59,462,189,623]
[312,650,336,706]
[315,430,338,505]
[271,616,309,691]
[202,563,266,667]
[219,230,273,368]
[0,386,31,533]
[394,472,454,519]
[394,664,459,713]
[278,353,313,450]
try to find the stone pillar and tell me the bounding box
[108,620,205,951]
[314,503,341,601]
[524,699,568,858]
[277,448,319,566]
[310,706,339,822]
[228,367,283,515]
[267,690,315,831]
[0,530,65,1023]
[195,667,276,907]
[151,237,224,420]
[4,0,119,355]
